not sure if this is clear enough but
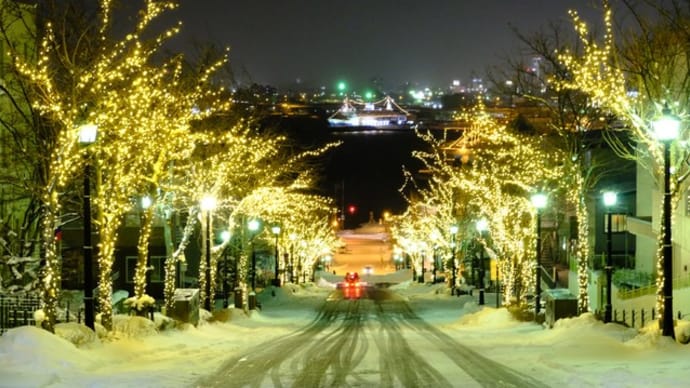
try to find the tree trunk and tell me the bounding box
[134,206,155,299]
[39,196,61,333]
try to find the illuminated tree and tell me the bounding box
[13,13,101,331]
[155,116,340,311]
[14,0,229,330]
[396,103,566,306]
[454,108,564,305]
[126,63,226,313]
[154,122,272,312]
[391,200,450,282]
[236,186,337,277]
[394,152,462,283]
[82,2,232,329]
[555,0,690,318]
[8,0,340,328]
[498,17,629,313]
[211,147,339,293]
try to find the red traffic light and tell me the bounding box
[347,205,357,214]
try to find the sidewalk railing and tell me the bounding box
[1,294,41,335]
[618,273,690,300]
[602,307,687,329]
[2,294,160,335]
[539,265,556,289]
[591,253,635,270]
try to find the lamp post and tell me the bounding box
[271,225,281,287]
[200,195,216,311]
[603,191,617,323]
[450,225,458,295]
[653,104,679,338]
[323,254,332,272]
[531,192,547,317]
[289,233,297,283]
[221,230,231,307]
[419,246,425,283]
[476,218,488,305]
[78,124,97,330]
[495,256,500,308]
[406,245,414,280]
[140,196,153,291]
[248,219,261,291]
[393,246,402,270]
[432,245,438,283]
[299,240,307,283]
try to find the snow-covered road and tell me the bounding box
[197,286,546,387]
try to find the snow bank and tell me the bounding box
[0,326,92,368]
[453,307,521,329]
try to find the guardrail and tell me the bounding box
[591,253,635,270]
[1,294,41,335]
[618,273,690,300]
[539,266,556,289]
[599,307,687,329]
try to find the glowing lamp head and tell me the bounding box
[531,193,548,210]
[248,219,260,232]
[449,225,459,235]
[78,123,98,145]
[271,225,281,235]
[221,230,231,242]
[603,191,617,207]
[476,219,489,233]
[653,104,680,142]
[141,196,152,209]
[200,196,216,211]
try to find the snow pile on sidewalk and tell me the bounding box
[1,281,690,387]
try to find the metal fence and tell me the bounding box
[0,294,41,335]
[1,294,160,335]
[591,253,635,270]
[618,273,690,300]
[608,307,687,329]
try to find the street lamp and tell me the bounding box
[323,254,332,272]
[78,123,97,330]
[418,244,426,283]
[393,246,402,270]
[408,246,415,280]
[495,256,500,308]
[141,195,152,210]
[271,225,281,287]
[221,230,231,307]
[449,225,458,295]
[248,219,261,291]
[531,192,547,317]
[299,240,307,283]
[200,195,216,311]
[432,244,439,283]
[476,218,488,305]
[289,233,297,283]
[653,104,679,338]
[603,191,617,323]
[429,229,440,282]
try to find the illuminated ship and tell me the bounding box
[328,96,413,130]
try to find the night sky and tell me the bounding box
[157,0,605,90]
